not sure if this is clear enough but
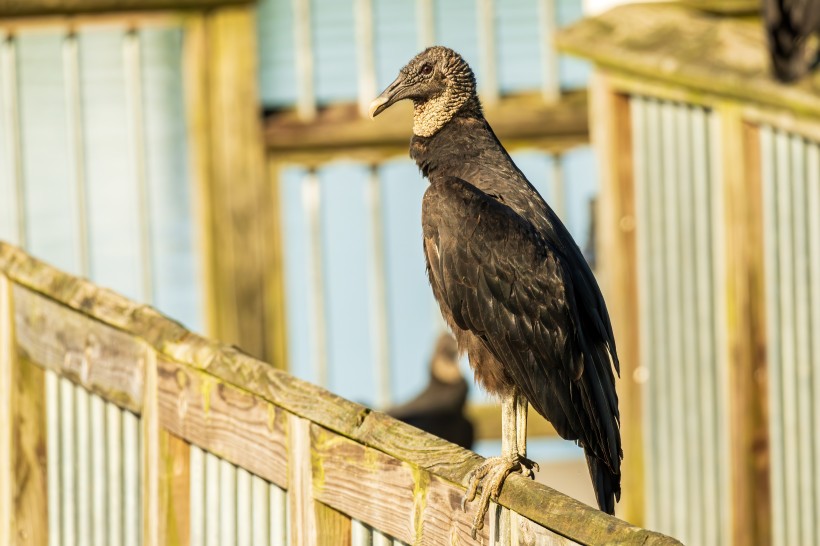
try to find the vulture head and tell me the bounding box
[369,46,480,137]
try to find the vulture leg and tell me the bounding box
[462,388,539,537]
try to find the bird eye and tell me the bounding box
[420,63,433,75]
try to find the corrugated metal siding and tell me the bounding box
[761,126,820,546]
[630,96,729,546]
[0,26,201,331]
[189,446,288,546]
[46,372,142,546]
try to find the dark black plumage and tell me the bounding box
[388,333,474,450]
[370,46,622,516]
[764,0,820,82]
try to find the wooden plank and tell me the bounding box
[2,277,49,546]
[311,422,491,545]
[264,160,289,372]
[0,0,248,16]
[718,108,771,546]
[264,90,590,165]
[315,501,352,546]
[588,74,641,525]
[0,275,12,546]
[288,414,316,546]
[0,241,680,545]
[159,431,190,546]
[183,6,274,362]
[556,4,820,120]
[156,358,287,488]
[144,350,160,546]
[13,284,144,413]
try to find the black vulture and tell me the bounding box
[369,46,622,534]
[764,0,820,82]
[388,333,474,450]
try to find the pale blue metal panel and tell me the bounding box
[313,0,358,103]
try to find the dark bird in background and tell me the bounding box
[388,333,474,450]
[370,46,622,535]
[764,0,820,82]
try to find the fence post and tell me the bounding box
[0,274,47,545]
[717,105,771,546]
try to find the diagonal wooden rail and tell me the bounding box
[0,241,679,545]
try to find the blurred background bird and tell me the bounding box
[387,333,474,450]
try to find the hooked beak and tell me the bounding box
[368,72,410,119]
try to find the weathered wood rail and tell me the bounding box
[0,241,678,545]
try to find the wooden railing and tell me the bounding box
[0,241,678,545]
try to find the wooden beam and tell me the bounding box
[0,275,12,545]
[183,6,274,362]
[0,0,250,17]
[718,107,771,546]
[588,74,642,525]
[156,357,288,488]
[556,3,820,120]
[264,90,590,165]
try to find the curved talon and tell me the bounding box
[462,454,540,538]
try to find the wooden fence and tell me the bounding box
[558,4,820,546]
[0,241,677,545]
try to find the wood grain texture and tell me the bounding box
[556,3,820,119]
[315,501,352,546]
[289,414,316,546]
[183,6,275,363]
[12,284,144,413]
[719,111,771,546]
[588,74,643,526]
[265,90,589,166]
[0,275,12,546]
[144,350,160,546]
[0,0,248,16]
[311,423,490,545]
[159,431,190,546]
[156,357,287,488]
[0,242,679,544]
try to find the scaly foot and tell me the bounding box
[462,454,539,538]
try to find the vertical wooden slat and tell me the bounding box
[124,29,153,304]
[366,166,391,408]
[143,350,159,546]
[62,33,90,277]
[0,37,25,247]
[264,160,290,372]
[550,154,565,221]
[354,0,376,116]
[158,431,190,546]
[719,108,771,546]
[107,403,123,546]
[350,519,370,546]
[477,0,498,106]
[0,274,13,545]
[372,529,391,546]
[538,0,559,102]
[293,0,316,120]
[304,170,328,387]
[316,501,351,546]
[288,414,316,546]
[415,0,435,50]
[183,7,274,361]
[589,75,640,524]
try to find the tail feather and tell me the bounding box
[584,452,621,515]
